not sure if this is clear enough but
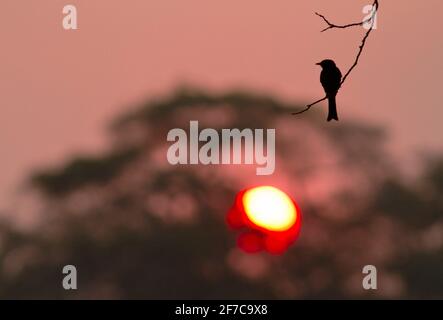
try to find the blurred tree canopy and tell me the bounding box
[0,88,442,299]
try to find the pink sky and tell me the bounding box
[1,0,442,210]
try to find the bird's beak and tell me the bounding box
[316,62,321,65]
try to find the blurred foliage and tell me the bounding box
[31,148,141,196]
[0,88,442,299]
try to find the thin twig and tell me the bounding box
[292,96,328,115]
[315,12,371,32]
[292,0,379,116]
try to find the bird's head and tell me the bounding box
[316,59,336,69]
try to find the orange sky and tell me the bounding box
[0,0,442,210]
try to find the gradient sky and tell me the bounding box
[1,0,442,210]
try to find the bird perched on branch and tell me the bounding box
[317,59,342,121]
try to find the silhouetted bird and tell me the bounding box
[317,59,342,121]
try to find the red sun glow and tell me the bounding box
[227,185,302,254]
[242,186,297,232]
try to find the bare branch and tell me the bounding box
[315,12,371,32]
[340,1,378,86]
[291,96,327,115]
[292,0,379,116]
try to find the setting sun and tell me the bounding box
[242,186,297,232]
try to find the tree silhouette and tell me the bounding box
[0,87,442,299]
